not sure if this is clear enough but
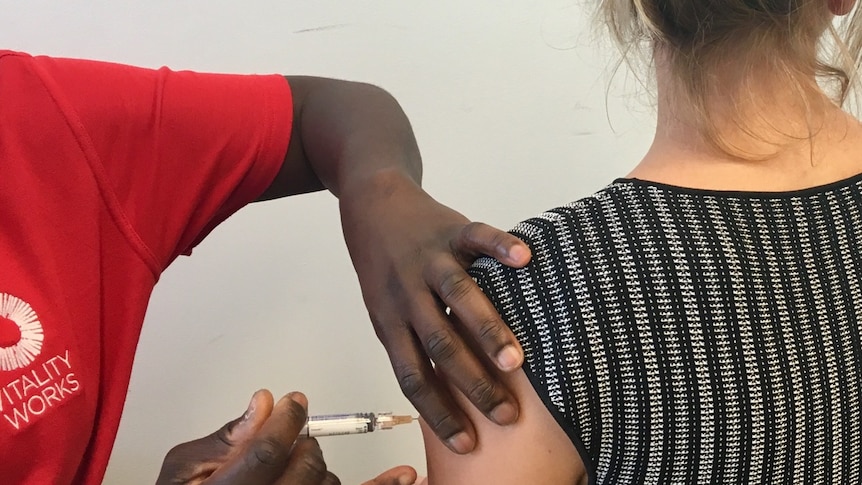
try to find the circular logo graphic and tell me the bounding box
[0,293,43,372]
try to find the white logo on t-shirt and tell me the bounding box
[0,293,44,372]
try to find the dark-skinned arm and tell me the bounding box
[257,76,532,454]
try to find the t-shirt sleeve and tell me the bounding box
[30,55,293,271]
[467,219,596,477]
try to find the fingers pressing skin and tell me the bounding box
[410,292,519,428]
[338,178,530,457]
[375,317,476,454]
[425,256,525,374]
[375,266,522,454]
[205,392,310,485]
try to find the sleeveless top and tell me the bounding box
[470,176,862,484]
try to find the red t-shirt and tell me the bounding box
[0,51,293,484]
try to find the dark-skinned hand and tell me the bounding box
[156,390,418,485]
[339,172,532,454]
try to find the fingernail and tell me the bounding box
[286,391,308,409]
[398,475,414,485]
[242,390,261,421]
[490,402,518,425]
[446,432,474,454]
[496,345,522,371]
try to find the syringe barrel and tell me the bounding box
[301,413,376,438]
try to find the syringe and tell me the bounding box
[300,412,417,438]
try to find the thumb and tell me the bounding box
[452,222,531,268]
[195,389,274,460]
[361,465,418,485]
[221,389,275,447]
[157,390,276,484]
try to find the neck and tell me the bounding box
[630,53,862,191]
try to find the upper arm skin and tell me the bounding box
[420,369,587,485]
[256,76,423,201]
[255,76,325,201]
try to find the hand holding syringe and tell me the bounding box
[158,392,421,485]
[301,412,417,437]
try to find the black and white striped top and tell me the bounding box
[470,176,862,485]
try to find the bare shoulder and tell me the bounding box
[421,369,587,485]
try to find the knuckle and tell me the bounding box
[162,443,186,465]
[367,312,390,342]
[425,329,460,365]
[248,437,291,468]
[462,221,507,249]
[367,312,408,343]
[211,420,237,448]
[491,231,511,250]
[466,376,499,409]
[323,471,342,485]
[385,271,407,298]
[428,412,461,438]
[460,221,483,241]
[438,270,473,303]
[158,449,201,484]
[477,224,503,244]
[367,311,384,329]
[476,317,508,345]
[395,364,428,401]
[293,445,328,480]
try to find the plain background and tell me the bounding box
[0,1,655,483]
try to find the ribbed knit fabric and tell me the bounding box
[470,176,862,484]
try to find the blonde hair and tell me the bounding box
[600,0,862,155]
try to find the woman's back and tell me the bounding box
[470,175,862,483]
[420,1,862,483]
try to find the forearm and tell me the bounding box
[260,76,422,201]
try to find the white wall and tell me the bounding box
[0,1,655,483]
